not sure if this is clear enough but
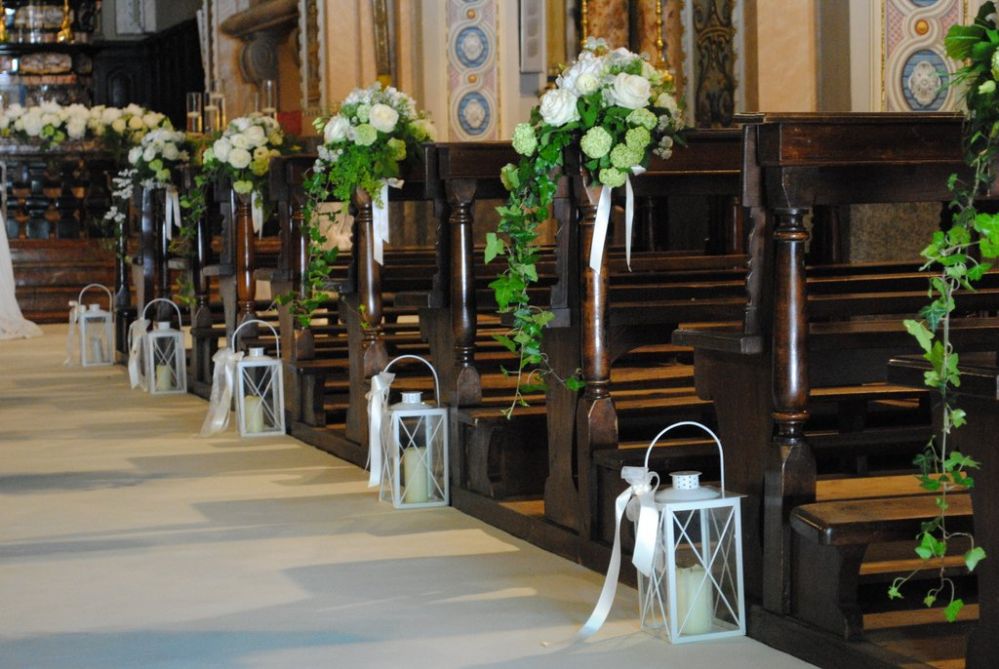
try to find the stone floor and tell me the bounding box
[0,325,816,668]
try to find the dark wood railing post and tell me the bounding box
[137,186,156,311]
[763,206,816,615]
[234,191,257,327]
[576,172,617,541]
[352,187,387,376]
[447,178,481,406]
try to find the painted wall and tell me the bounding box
[743,0,817,112]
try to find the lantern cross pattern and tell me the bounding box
[397,415,446,500]
[242,368,278,426]
[669,505,741,630]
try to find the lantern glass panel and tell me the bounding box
[80,307,112,366]
[145,322,186,394]
[237,355,284,436]
[384,393,448,509]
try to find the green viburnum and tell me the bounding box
[626,126,652,151]
[609,144,641,169]
[387,137,407,161]
[356,104,371,123]
[512,123,537,156]
[598,166,627,187]
[353,124,377,146]
[627,108,658,130]
[233,179,253,194]
[580,126,613,159]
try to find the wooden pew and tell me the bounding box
[672,113,999,659]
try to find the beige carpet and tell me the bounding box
[0,325,816,668]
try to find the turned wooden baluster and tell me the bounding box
[192,191,213,329]
[290,189,315,359]
[137,186,156,312]
[576,174,617,541]
[113,187,132,359]
[447,178,481,406]
[763,206,816,615]
[352,187,388,376]
[234,191,257,326]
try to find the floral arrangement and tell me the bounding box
[201,113,286,196]
[486,38,684,414]
[277,82,436,326]
[0,101,170,152]
[883,3,999,621]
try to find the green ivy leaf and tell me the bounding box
[965,546,986,572]
[887,585,903,600]
[944,599,965,623]
[904,319,934,353]
[484,232,504,264]
[923,593,937,608]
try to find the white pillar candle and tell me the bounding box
[402,446,430,503]
[675,565,714,635]
[89,336,104,363]
[244,395,265,433]
[155,364,173,391]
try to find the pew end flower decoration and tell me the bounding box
[278,82,436,327]
[486,37,684,416]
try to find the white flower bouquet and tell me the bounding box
[202,113,286,196]
[0,101,172,152]
[127,128,192,186]
[313,81,435,202]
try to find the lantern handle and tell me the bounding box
[382,354,441,406]
[78,283,113,314]
[231,318,281,358]
[140,297,184,328]
[642,421,726,496]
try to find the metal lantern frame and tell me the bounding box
[232,319,285,437]
[141,298,187,395]
[379,355,449,509]
[77,283,114,367]
[637,421,746,644]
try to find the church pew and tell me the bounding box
[671,113,999,651]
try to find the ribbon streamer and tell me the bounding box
[371,179,403,265]
[199,347,244,435]
[587,167,646,274]
[366,370,396,487]
[63,302,83,365]
[127,318,150,389]
[163,185,182,241]
[251,191,264,237]
[559,466,659,644]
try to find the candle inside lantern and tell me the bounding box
[402,446,429,503]
[244,395,265,433]
[675,564,714,635]
[89,335,104,363]
[155,364,173,391]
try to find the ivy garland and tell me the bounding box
[887,3,999,621]
[486,38,684,417]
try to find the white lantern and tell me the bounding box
[637,422,746,643]
[232,319,285,437]
[142,298,187,395]
[77,284,114,367]
[374,355,449,509]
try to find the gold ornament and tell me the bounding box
[56,0,74,44]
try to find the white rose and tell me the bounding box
[575,73,599,96]
[66,118,86,139]
[102,107,123,123]
[323,115,350,144]
[228,147,252,169]
[244,124,266,147]
[124,103,143,115]
[162,143,179,160]
[233,117,251,132]
[128,146,142,164]
[128,115,144,130]
[369,103,399,133]
[111,118,127,133]
[607,72,651,109]
[558,50,604,96]
[142,112,161,128]
[230,132,250,149]
[655,92,679,117]
[22,116,42,137]
[213,137,231,162]
[252,146,270,160]
[539,88,580,127]
[143,145,157,162]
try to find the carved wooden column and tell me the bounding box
[156,190,171,307]
[447,178,481,406]
[289,191,314,359]
[137,186,156,312]
[234,191,257,326]
[192,193,213,329]
[113,191,133,360]
[763,206,816,614]
[352,187,387,376]
[576,176,617,541]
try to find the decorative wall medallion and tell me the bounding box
[883,0,964,111]
[447,0,498,140]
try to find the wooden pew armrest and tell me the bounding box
[672,325,762,355]
[393,291,431,308]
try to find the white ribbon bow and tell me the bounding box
[199,347,244,436]
[127,318,150,389]
[587,166,646,274]
[366,370,396,487]
[565,465,660,643]
[63,302,84,366]
[251,191,264,237]
[163,185,182,241]
[371,179,403,265]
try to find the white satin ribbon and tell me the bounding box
[371,179,403,265]
[587,167,645,274]
[163,185,182,241]
[63,302,83,365]
[563,466,660,644]
[251,191,264,237]
[366,370,396,487]
[127,318,150,389]
[199,347,244,436]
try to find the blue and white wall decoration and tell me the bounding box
[447,0,499,140]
